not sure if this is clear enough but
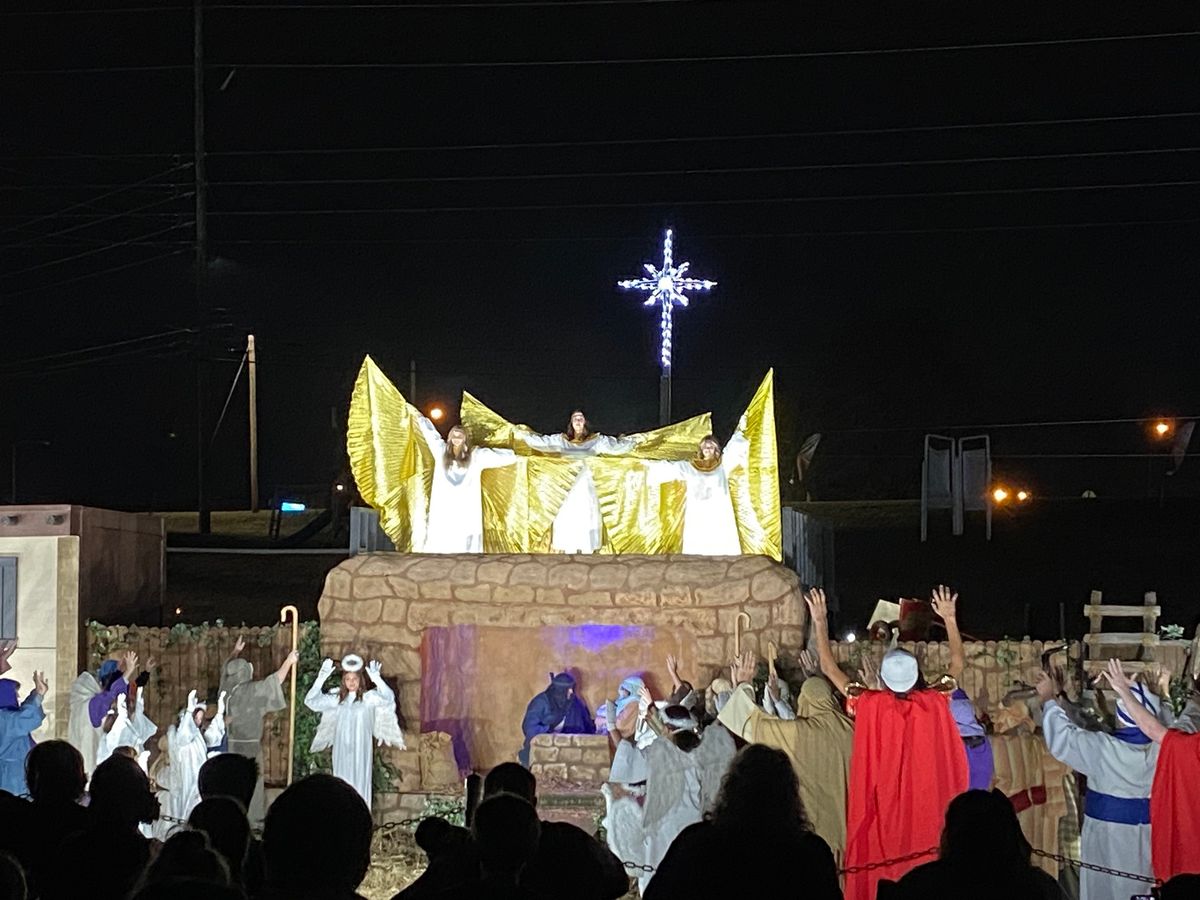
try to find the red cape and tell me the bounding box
[1151,729,1200,882]
[844,688,969,900]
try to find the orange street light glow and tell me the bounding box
[429,406,445,421]
[1154,420,1171,437]
[992,487,1009,503]
[1017,490,1030,502]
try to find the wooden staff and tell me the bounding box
[280,605,299,786]
[767,640,778,681]
[735,612,751,657]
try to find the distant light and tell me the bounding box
[844,631,857,644]
[992,487,1009,504]
[335,483,345,492]
[1016,490,1030,502]
[1154,420,1172,438]
[280,501,306,512]
[175,607,183,615]
[429,406,444,422]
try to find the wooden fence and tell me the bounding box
[86,622,303,787]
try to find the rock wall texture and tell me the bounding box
[528,734,613,789]
[318,553,806,774]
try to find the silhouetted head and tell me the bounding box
[1162,874,1200,900]
[939,789,1030,870]
[0,851,26,900]
[25,740,86,805]
[471,793,541,881]
[483,763,537,806]
[137,830,230,889]
[708,744,809,839]
[90,754,160,828]
[198,753,258,810]
[189,797,251,882]
[263,775,372,896]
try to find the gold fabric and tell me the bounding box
[718,678,854,858]
[348,357,781,555]
[728,368,782,561]
[346,356,434,549]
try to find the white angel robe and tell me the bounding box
[1042,700,1158,900]
[645,430,748,555]
[161,705,226,827]
[416,416,517,553]
[518,432,637,553]
[305,679,405,812]
[96,687,158,772]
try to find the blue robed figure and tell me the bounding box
[519,671,594,767]
[0,674,46,797]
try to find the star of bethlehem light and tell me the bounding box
[617,229,716,373]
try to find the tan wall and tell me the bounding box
[318,552,807,774]
[0,535,80,738]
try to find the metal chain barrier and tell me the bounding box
[837,846,938,876]
[1031,848,1158,885]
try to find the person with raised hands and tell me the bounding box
[160,689,227,828]
[0,665,47,796]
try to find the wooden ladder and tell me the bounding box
[1082,589,1161,674]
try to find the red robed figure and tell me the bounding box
[1151,730,1200,882]
[844,688,969,900]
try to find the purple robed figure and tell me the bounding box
[950,687,994,791]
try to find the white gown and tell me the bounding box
[1042,700,1158,900]
[416,416,517,553]
[161,704,225,827]
[645,430,749,555]
[518,431,637,553]
[96,687,158,773]
[305,672,405,812]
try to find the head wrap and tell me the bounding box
[341,654,364,673]
[545,672,575,715]
[661,705,698,732]
[222,658,253,689]
[615,676,645,715]
[0,679,19,711]
[880,649,919,693]
[551,672,576,688]
[1115,681,1160,744]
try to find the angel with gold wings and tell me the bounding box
[347,356,781,559]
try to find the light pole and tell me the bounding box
[10,440,50,504]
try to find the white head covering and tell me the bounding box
[341,654,364,673]
[1116,681,1159,729]
[880,649,919,693]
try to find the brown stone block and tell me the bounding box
[695,636,726,666]
[695,578,750,607]
[532,747,560,763]
[728,556,774,580]
[494,584,536,604]
[405,557,457,581]
[717,605,770,635]
[418,580,453,600]
[357,556,404,577]
[449,605,513,627]
[531,735,555,749]
[659,586,693,607]
[547,562,590,589]
[566,591,613,607]
[342,555,368,573]
[588,563,629,590]
[454,584,493,603]
[567,765,599,783]
[384,576,420,600]
[772,595,805,626]
[780,627,805,649]
[352,598,383,624]
[540,763,569,781]
[665,559,729,585]
[380,625,421,648]
[407,602,451,630]
[614,590,656,607]
[319,621,360,645]
[511,562,550,586]
[477,561,514,584]
[352,577,394,600]
[558,747,583,763]
[581,749,611,766]
[324,567,352,600]
[751,568,798,605]
[535,588,566,605]
[448,560,478,584]
[552,733,576,747]
[388,649,422,680]
[627,561,667,589]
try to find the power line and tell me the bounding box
[7,111,1199,161]
[0,248,188,299]
[1,221,194,278]
[199,179,1200,216]
[0,0,698,15]
[6,30,1199,76]
[824,415,1194,435]
[0,328,195,369]
[0,192,193,249]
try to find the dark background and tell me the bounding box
[3,1,1199,516]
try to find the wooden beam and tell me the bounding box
[1082,605,1162,618]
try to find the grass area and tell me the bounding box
[158,509,327,537]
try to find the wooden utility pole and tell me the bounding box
[248,334,259,512]
[194,0,211,533]
[409,358,417,403]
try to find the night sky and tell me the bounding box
[3,1,1199,512]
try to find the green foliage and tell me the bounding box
[1167,672,1190,717]
[1161,624,1186,641]
[293,621,331,780]
[420,796,465,829]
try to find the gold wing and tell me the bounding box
[728,369,782,560]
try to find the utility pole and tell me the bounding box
[248,334,259,512]
[659,374,671,426]
[194,0,210,533]
[409,358,417,404]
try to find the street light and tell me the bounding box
[10,440,50,504]
[428,406,445,422]
[1153,420,1173,439]
[992,487,1010,504]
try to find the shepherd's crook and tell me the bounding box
[280,605,299,786]
[735,612,751,657]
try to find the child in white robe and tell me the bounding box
[159,689,226,830]
[96,686,158,773]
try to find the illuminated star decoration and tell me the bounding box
[618,229,716,373]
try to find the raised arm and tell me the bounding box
[276,649,299,685]
[414,414,446,456]
[516,431,559,452]
[473,446,519,470]
[805,589,851,697]
[364,660,395,705]
[88,650,137,726]
[1100,658,1169,743]
[931,585,965,680]
[721,418,751,472]
[304,658,340,713]
[204,692,227,748]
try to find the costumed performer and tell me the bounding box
[644,425,748,555]
[1094,660,1196,889]
[305,654,406,810]
[96,685,157,772]
[718,649,852,863]
[220,635,299,826]
[520,671,594,766]
[416,418,518,553]
[68,649,156,776]
[932,585,994,791]
[1037,659,1161,900]
[0,642,47,797]
[516,410,639,553]
[808,587,969,900]
[162,689,227,826]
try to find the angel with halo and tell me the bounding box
[304,653,406,810]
